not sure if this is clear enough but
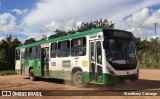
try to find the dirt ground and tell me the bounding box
[0,69,160,99]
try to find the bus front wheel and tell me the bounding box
[73,71,88,88]
[29,69,36,81]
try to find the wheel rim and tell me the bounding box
[77,74,83,84]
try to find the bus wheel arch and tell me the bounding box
[29,67,36,81]
[71,67,88,88]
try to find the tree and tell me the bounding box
[77,18,114,32]
[48,18,115,39]
[0,35,22,70]
[13,37,22,47]
[39,35,47,41]
[134,37,160,68]
[48,29,67,39]
[24,38,36,45]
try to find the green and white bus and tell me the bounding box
[15,28,138,87]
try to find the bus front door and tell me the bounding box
[42,47,49,77]
[90,40,103,83]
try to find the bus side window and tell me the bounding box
[57,40,70,57]
[31,47,37,59]
[25,48,29,59]
[16,50,20,60]
[50,42,57,58]
[36,45,41,58]
[28,47,32,59]
[71,37,86,56]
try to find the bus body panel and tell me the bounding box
[15,28,139,85]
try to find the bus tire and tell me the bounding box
[29,69,36,81]
[73,71,88,88]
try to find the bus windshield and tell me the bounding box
[103,30,137,70]
[105,39,137,64]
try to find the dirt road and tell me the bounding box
[0,69,160,99]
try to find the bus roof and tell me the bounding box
[16,28,128,50]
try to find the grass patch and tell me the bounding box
[0,70,17,76]
[138,51,160,69]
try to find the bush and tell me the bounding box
[0,70,17,76]
[138,51,160,69]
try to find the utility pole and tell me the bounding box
[154,23,157,59]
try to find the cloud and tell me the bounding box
[64,19,79,31]
[127,27,145,37]
[39,19,82,36]
[125,8,160,28]
[125,8,149,28]
[12,9,28,15]
[0,13,16,32]
[18,0,160,40]
[0,36,4,41]
[144,10,160,27]
[125,8,160,38]
[40,20,61,34]
[23,0,131,26]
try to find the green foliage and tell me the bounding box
[48,29,67,39]
[135,38,160,69]
[24,38,36,45]
[77,18,114,32]
[0,70,17,76]
[48,18,114,39]
[138,51,160,69]
[39,35,47,41]
[0,35,22,70]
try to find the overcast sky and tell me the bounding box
[0,0,160,41]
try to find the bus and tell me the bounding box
[15,28,139,87]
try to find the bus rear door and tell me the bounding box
[41,47,49,77]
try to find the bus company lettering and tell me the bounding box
[11,91,42,96]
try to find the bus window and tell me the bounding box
[25,46,40,59]
[31,47,37,59]
[36,45,41,58]
[25,48,29,59]
[71,37,86,56]
[96,41,102,64]
[29,47,32,53]
[57,40,70,57]
[50,42,57,58]
[16,50,20,60]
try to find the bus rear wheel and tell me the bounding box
[73,71,88,88]
[29,69,36,81]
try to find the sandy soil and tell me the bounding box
[0,69,160,99]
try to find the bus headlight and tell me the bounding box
[106,66,116,76]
